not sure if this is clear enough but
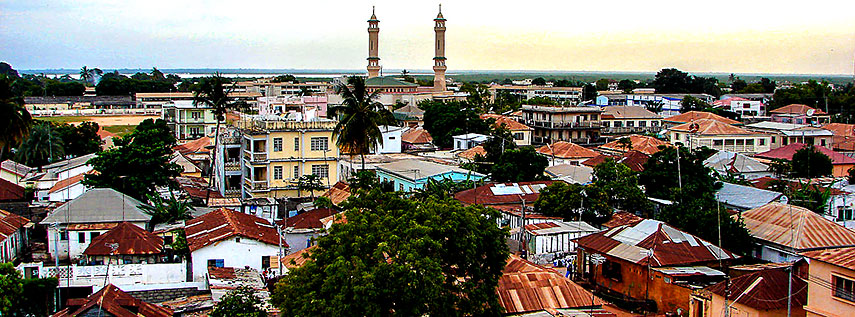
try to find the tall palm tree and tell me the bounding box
[192,73,238,205]
[80,66,92,84]
[329,76,395,170]
[139,193,195,227]
[0,75,32,160]
[16,123,63,167]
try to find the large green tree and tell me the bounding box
[272,190,509,316]
[0,263,59,316]
[54,121,102,157]
[330,76,396,170]
[640,146,718,201]
[15,122,64,166]
[421,100,490,148]
[590,158,650,214]
[0,263,22,315]
[0,75,32,160]
[139,193,195,227]
[211,286,266,317]
[192,73,241,204]
[83,119,181,200]
[790,145,833,178]
[297,174,325,199]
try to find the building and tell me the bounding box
[715,182,788,211]
[0,160,32,185]
[161,100,218,141]
[53,284,173,317]
[47,172,89,202]
[213,128,242,198]
[712,96,765,117]
[574,219,737,314]
[595,93,715,116]
[207,266,278,313]
[0,209,28,263]
[662,111,740,129]
[393,104,425,127]
[600,106,663,136]
[488,85,583,105]
[544,163,594,184]
[239,115,339,198]
[703,150,772,180]
[374,159,485,192]
[256,95,328,118]
[597,134,669,156]
[372,125,405,154]
[366,7,381,78]
[754,143,855,177]
[821,123,855,152]
[739,202,855,263]
[23,153,95,202]
[521,105,603,145]
[667,119,771,154]
[690,267,808,317]
[523,221,599,262]
[481,113,533,146]
[452,133,488,150]
[401,127,436,152]
[582,150,650,173]
[770,104,830,125]
[536,141,600,165]
[276,208,337,254]
[185,208,282,281]
[136,92,261,109]
[455,181,555,210]
[82,222,173,266]
[40,188,151,261]
[235,80,328,98]
[432,5,447,92]
[801,247,855,316]
[745,121,833,149]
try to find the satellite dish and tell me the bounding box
[806,109,815,116]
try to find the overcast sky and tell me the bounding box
[2,0,855,74]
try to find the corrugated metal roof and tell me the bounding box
[525,221,599,236]
[0,209,28,241]
[455,181,556,206]
[706,268,807,311]
[715,182,785,210]
[40,188,151,225]
[83,222,163,256]
[739,202,855,251]
[704,151,769,174]
[537,142,599,159]
[669,119,758,136]
[53,284,173,317]
[664,111,740,125]
[652,266,725,277]
[770,104,826,115]
[802,246,855,270]
[185,208,282,251]
[755,143,855,165]
[498,255,607,314]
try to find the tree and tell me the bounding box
[533,182,584,220]
[150,67,165,81]
[54,121,102,157]
[211,286,266,317]
[680,95,711,113]
[272,190,508,316]
[271,74,298,83]
[531,77,547,86]
[617,137,632,151]
[789,181,831,214]
[760,77,777,93]
[656,193,754,255]
[314,196,335,209]
[791,145,832,178]
[731,79,748,92]
[330,76,396,170]
[489,147,548,183]
[581,83,597,102]
[595,78,610,91]
[654,68,692,93]
[297,174,325,199]
[0,263,23,315]
[0,75,32,160]
[15,122,64,166]
[590,158,650,214]
[645,100,663,113]
[420,100,490,148]
[412,177,481,201]
[139,193,194,227]
[17,276,58,316]
[460,82,491,110]
[769,158,791,177]
[618,79,636,93]
[640,146,718,200]
[848,167,855,184]
[193,73,240,205]
[83,119,182,200]
[0,62,20,78]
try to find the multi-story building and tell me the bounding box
[745,121,833,150]
[667,119,772,154]
[213,127,243,198]
[136,92,261,108]
[235,80,328,97]
[600,106,663,136]
[239,116,339,198]
[595,93,715,116]
[802,247,855,316]
[162,100,218,141]
[712,97,765,117]
[521,105,603,145]
[488,85,582,104]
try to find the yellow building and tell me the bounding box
[241,118,339,198]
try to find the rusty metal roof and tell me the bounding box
[664,111,740,125]
[537,142,599,159]
[802,246,855,270]
[599,135,670,156]
[739,202,855,251]
[455,181,556,206]
[601,211,644,229]
[277,208,338,229]
[481,114,533,131]
[770,104,826,115]
[498,255,607,314]
[0,209,28,241]
[669,119,758,136]
[185,208,283,252]
[53,284,173,317]
[706,268,807,311]
[574,219,737,267]
[320,181,351,206]
[281,245,316,269]
[84,222,163,256]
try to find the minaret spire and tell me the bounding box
[367,7,381,78]
[433,4,447,92]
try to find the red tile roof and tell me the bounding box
[54,284,173,317]
[173,137,211,156]
[536,142,599,159]
[401,127,433,144]
[802,246,855,271]
[706,268,807,311]
[281,245,316,269]
[454,181,557,206]
[277,208,338,229]
[669,119,756,135]
[480,114,533,131]
[739,202,855,251]
[48,172,87,194]
[175,176,223,200]
[601,211,644,229]
[498,254,608,314]
[456,145,486,161]
[0,209,29,242]
[574,219,738,267]
[822,123,855,151]
[599,135,670,155]
[754,143,855,165]
[0,178,25,201]
[320,181,350,206]
[83,222,163,256]
[185,208,283,251]
[770,104,826,115]
[664,111,740,125]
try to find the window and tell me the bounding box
[164,235,173,244]
[90,232,100,240]
[235,237,241,243]
[293,165,300,178]
[771,137,776,144]
[399,184,404,191]
[273,166,283,180]
[626,121,635,127]
[294,137,300,151]
[311,165,329,178]
[834,275,855,302]
[59,231,67,241]
[822,139,827,147]
[759,139,765,146]
[207,259,225,268]
[310,137,329,151]
[513,133,524,140]
[674,133,681,140]
[639,121,647,127]
[191,111,201,119]
[78,232,86,243]
[714,140,723,146]
[273,138,283,152]
[602,260,622,282]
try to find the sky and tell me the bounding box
[2,0,855,74]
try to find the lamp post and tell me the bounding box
[588,253,606,316]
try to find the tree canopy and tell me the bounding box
[83,119,181,200]
[211,286,267,317]
[420,100,490,148]
[653,68,721,97]
[54,121,102,158]
[272,190,509,316]
[0,74,32,160]
[790,145,833,178]
[330,76,396,169]
[640,146,718,200]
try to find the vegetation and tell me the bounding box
[330,76,396,169]
[95,69,177,95]
[0,262,58,316]
[465,126,548,183]
[0,74,32,160]
[347,170,393,193]
[420,100,490,148]
[211,286,267,317]
[83,119,181,200]
[790,146,833,178]
[15,122,64,166]
[272,190,509,316]
[54,121,102,157]
[297,174,325,199]
[653,68,721,97]
[140,193,195,227]
[640,146,718,200]
[192,73,242,204]
[789,181,831,214]
[412,177,482,201]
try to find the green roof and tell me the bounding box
[365,76,419,87]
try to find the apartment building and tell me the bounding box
[488,85,583,104]
[521,105,603,146]
[162,100,218,141]
[240,116,339,198]
[667,119,771,154]
[600,106,663,136]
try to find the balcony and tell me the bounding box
[224,189,241,197]
[224,160,240,171]
[244,179,268,191]
[17,262,187,288]
[602,126,662,135]
[243,150,267,162]
[524,120,601,130]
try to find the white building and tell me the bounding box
[0,210,28,263]
[39,188,151,261]
[23,154,94,202]
[185,208,282,282]
[523,221,599,262]
[713,97,765,117]
[452,133,489,150]
[47,173,88,202]
[373,125,405,154]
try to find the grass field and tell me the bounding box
[102,125,136,137]
[37,116,92,124]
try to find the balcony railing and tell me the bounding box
[244,179,268,191]
[602,126,662,134]
[17,262,187,288]
[243,150,267,162]
[524,120,601,129]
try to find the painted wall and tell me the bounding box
[190,237,280,282]
[0,228,26,263]
[48,183,88,202]
[804,259,855,316]
[47,222,146,261]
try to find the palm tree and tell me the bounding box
[192,73,238,205]
[139,193,195,226]
[80,66,92,84]
[16,123,63,167]
[329,76,395,170]
[0,75,32,160]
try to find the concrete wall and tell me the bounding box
[190,238,280,282]
[804,259,855,316]
[47,222,146,261]
[21,262,187,289]
[0,228,26,263]
[49,183,88,202]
